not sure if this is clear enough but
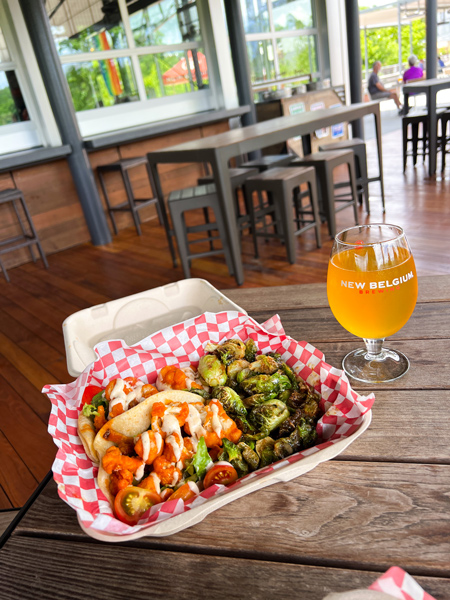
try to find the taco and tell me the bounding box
[93,388,243,523]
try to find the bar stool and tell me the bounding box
[168,185,235,281]
[289,150,359,238]
[238,154,295,172]
[402,110,428,171]
[243,166,321,264]
[97,157,163,236]
[0,188,49,282]
[318,138,370,213]
[438,110,450,171]
[197,167,258,232]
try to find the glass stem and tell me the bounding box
[363,338,385,360]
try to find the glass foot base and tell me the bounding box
[342,347,410,384]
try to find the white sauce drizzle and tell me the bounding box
[162,414,184,462]
[185,404,206,442]
[154,432,163,454]
[150,472,161,495]
[141,431,151,462]
[135,463,145,481]
[210,403,223,439]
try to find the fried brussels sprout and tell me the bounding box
[242,393,277,409]
[227,359,250,382]
[286,381,311,411]
[237,441,260,471]
[249,399,290,434]
[273,438,295,460]
[240,372,292,397]
[234,415,255,435]
[221,438,249,478]
[245,339,258,363]
[280,363,299,391]
[256,436,275,468]
[266,352,283,366]
[212,386,247,418]
[215,339,246,365]
[236,355,279,384]
[279,392,321,436]
[198,354,227,387]
[186,388,211,401]
[297,417,318,448]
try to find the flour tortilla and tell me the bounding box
[92,390,205,506]
[78,413,99,463]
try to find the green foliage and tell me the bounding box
[361,19,426,69]
[0,86,18,126]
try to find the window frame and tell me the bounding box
[242,0,321,90]
[51,0,221,136]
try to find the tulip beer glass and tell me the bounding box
[327,224,418,383]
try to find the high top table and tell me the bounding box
[1,275,449,599]
[403,77,450,176]
[147,101,385,286]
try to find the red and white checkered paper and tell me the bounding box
[369,567,436,600]
[43,311,374,537]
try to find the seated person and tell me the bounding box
[403,55,424,83]
[368,60,402,112]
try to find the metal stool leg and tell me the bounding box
[346,160,359,226]
[122,168,142,236]
[18,193,49,269]
[12,197,36,262]
[322,166,337,238]
[169,202,192,279]
[98,170,118,235]
[307,177,322,249]
[244,185,259,259]
[0,256,10,282]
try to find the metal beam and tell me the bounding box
[18,0,112,246]
[345,0,364,139]
[223,0,257,127]
[426,0,437,79]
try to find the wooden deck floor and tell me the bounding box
[1,127,449,511]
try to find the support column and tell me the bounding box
[18,0,112,246]
[344,0,364,139]
[223,0,257,127]
[426,0,437,79]
[397,1,402,77]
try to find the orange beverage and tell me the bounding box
[327,245,418,339]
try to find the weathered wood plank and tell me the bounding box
[249,302,450,343]
[14,462,450,576]
[1,536,448,600]
[223,275,450,310]
[315,339,450,391]
[0,510,19,535]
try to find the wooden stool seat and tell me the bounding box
[168,185,235,282]
[243,166,321,264]
[238,154,294,171]
[97,156,163,236]
[290,150,359,238]
[0,188,49,282]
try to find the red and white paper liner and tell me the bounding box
[369,566,436,600]
[43,311,374,536]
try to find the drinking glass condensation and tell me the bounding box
[327,224,418,383]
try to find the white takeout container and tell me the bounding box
[77,410,371,542]
[63,279,246,377]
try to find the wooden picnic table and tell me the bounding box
[1,275,449,599]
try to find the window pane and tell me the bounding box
[272,0,314,31]
[0,25,10,63]
[48,0,128,55]
[0,70,30,125]
[139,49,208,98]
[276,35,317,78]
[130,0,201,47]
[240,0,270,34]
[247,40,275,83]
[62,58,138,111]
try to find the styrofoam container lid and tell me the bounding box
[63,279,246,377]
